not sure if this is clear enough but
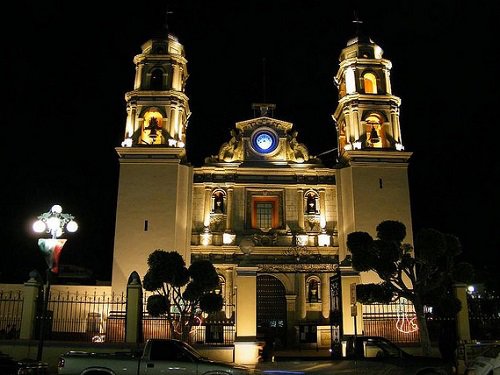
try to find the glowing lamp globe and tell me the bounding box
[33,220,46,233]
[51,205,63,214]
[66,220,78,233]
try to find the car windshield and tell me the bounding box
[366,338,402,358]
[481,345,500,359]
[179,341,205,359]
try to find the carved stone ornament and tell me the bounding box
[258,263,337,272]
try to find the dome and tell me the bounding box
[340,32,384,61]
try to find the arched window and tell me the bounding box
[150,68,164,90]
[211,190,226,214]
[306,276,321,303]
[363,72,377,94]
[304,191,319,214]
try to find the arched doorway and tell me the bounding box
[257,275,287,349]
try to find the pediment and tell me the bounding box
[204,115,321,166]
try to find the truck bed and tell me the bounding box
[58,350,141,375]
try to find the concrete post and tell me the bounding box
[454,283,471,375]
[125,272,143,344]
[234,266,259,365]
[454,283,471,342]
[20,273,41,340]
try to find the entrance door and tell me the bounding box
[257,275,287,348]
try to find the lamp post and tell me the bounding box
[32,204,78,361]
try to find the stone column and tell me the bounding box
[321,273,331,319]
[172,64,180,90]
[204,187,212,228]
[130,105,137,136]
[390,106,400,144]
[297,189,304,232]
[286,294,298,347]
[351,107,361,143]
[319,189,327,228]
[134,63,143,89]
[224,269,234,319]
[343,107,352,144]
[226,187,234,232]
[384,67,392,94]
[296,274,306,320]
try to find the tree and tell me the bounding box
[346,220,474,356]
[142,250,223,341]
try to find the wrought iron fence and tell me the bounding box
[0,290,23,339]
[37,290,126,342]
[140,294,236,345]
[362,300,420,344]
[468,295,500,341]
[24,286,500,348]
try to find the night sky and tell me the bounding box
[1,1,498,285]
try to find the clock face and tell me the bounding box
[256,133,273,150]
[251,129,278,154]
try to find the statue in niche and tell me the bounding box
[213,191,224,213]
[306,193,317,214]
[308,279,319,302]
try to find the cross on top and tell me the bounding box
[164,7,174,36]
[352,12,363,35]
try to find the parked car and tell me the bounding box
[465,344,500,375]
[260,335,456,375]
[338,335,456,375]
[57,338,258,375]
[0,351,17,375]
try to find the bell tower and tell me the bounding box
[112,32,193,293]
[333,27,414,266]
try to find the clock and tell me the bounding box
[256,133,273,150]
[251,128,278,154]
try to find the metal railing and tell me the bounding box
[39,290,126,342]
[0,290,23,339]
[362,300,420,344]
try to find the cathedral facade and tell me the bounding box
[111,30,413,358]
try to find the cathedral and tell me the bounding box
[110,27,413,359]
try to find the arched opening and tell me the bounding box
[211,190,226,214]
[365,113,385,148]
[363,72,378,94]
[304,190,319,214]
[306,276,321,303]
[257,275,287,349]
[150,68,164,90]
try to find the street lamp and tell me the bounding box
[32,204,77,361]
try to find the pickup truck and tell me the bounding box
[57,338,256,375]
